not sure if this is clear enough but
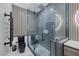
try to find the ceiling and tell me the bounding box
[13,3,48,13]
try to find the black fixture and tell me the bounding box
[18,36,26,53]
[12,45,17,51]
[4,12,13,47]
[31,34,38,44]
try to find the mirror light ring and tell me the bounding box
[55,14,62,31]
[75,10,79,26]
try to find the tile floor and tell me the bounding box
[7,36,34,56]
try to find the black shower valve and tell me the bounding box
[8,38,10,40]
[4,41,13,47]
[4,42,10,46]
[4,13,10,17]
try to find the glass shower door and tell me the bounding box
[27,4,56,56]
[27,3,67,56]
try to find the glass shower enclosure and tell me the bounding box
[27,3,68,56]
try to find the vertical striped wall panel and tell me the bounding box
[69,4,79,41]
[12,5,27,36]
[12,5,37,36]
[27,10,37,35]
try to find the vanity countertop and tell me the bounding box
[64,40,79,50]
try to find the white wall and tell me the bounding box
[0,3,12,55]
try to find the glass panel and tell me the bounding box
[27,3,68,56]
[27,4,55,56]
[37,4,56,56]
[55,3,67,39]
[50,4,69,56]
